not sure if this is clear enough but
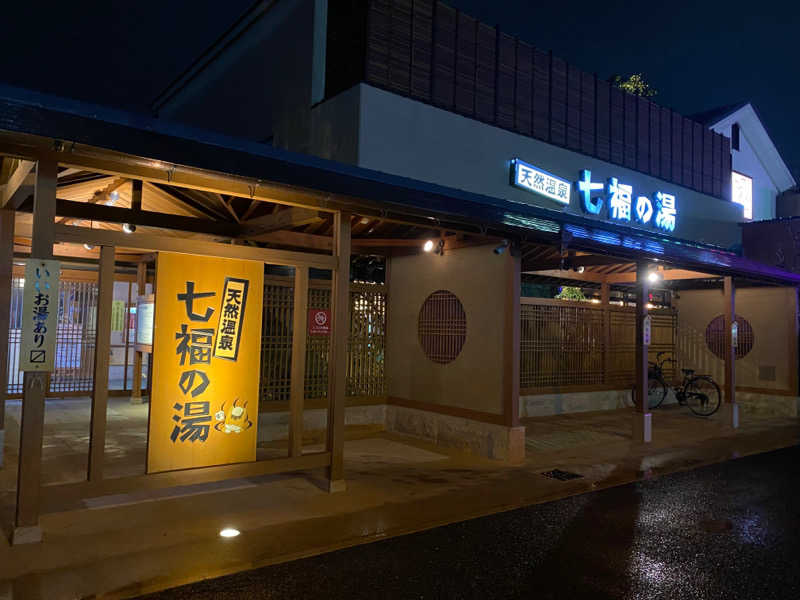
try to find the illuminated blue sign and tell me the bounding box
[576,170,677,233]
[511,159,571,205]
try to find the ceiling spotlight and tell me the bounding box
[493,240,510,255]
[219,528,240,538]
[575,265,585,273]
[423,239,434,252]
[123,223,136,234]
[647,271,661,283]
[84,243,95,251]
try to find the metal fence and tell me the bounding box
[520,298,677,391]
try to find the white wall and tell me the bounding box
[711,121,778,221]
[313,84,745,249]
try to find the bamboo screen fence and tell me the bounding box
[520,297,677,392]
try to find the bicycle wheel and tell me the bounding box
[685,376,721,416]
[647,376,667,409]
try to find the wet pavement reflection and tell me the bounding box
[139,445,800,599]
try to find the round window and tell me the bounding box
[704,314,754,360]
[418,290,467,364]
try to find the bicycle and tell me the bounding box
[636,351,722,417]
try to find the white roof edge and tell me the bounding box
[707,103,796,192]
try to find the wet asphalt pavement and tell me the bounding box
[140,446,800,599]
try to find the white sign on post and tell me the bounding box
[732,321,738,349]
[19,258,61,371]
[643,315,652,346]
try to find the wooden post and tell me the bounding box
[326,211,350,491]
[0,209,14,467]
[722,276,739,428]
[633,263,651,443]
[131,261,146,404]
[88,245,115,481]
[600,281,610,385]
[13,156,57,544]
[289,266,309,457]
[791,287,800,397]
[503,250,521,427]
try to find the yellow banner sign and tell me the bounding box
[147,253,263,473]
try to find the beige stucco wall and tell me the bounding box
[674,287,797,390]
[387,244,509,415]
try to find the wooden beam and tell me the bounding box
[606,268,719,284]
[14,156,57,543]
[52,224,337,270]
[523,269,607,284]
[0,209,13,450]
[131,180,143,212]
[1,160,35,209]
[503,251,521,428]
[249,230,333,250]
[44,198,241,237]
[326,211,350,491]
[241,207,323,236]
[88,245,114,481]
[723,277,735,406]
[57,177,127,225]
[289,266,309,457]
[528,254,631,270]
[131,262,147,404]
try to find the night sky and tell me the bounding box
[0,1,797,182]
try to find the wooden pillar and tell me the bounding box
[88,245,115,481]
[13,156,57,544]
[722,276,739,428]
[633,263,652,443]
[600,281,610,385]
[0,209,14,467]
[289,266,309,457]
[791,287,800,397]
[131,261,146,404]
[503,250,520,427]
[326,211,350,491]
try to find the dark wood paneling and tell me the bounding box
[712,133,723,198]
[702,129,714,194]
[610,86,624,165]
[659,106,671,180]
[580,72,595,156]
[532,48,550,141]
[496,32,516,130]
[410,0,434,101]
[475,22,496,123]
[387,0,412,94]
[431,2,456,109]
[693,121,703,192]
[364,0,391,89]
[550,55,567,147]
[596,78,610,161]
[671,111,682,185]
[636,96,650,173]
[682,117,693,188]
[649,102,660,177]
[454,11,477,116]
[623,93,637,169]
[515,41,532,135]
[566,64,582,151]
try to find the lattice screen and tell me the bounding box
[417,290,467,364]
[704,314,754,360]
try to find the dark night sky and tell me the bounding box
[1,1,798,182]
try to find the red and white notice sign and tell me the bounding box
[308,308,331,335]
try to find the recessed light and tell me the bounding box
[219,528,240,538]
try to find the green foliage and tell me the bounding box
[555,286,587,301]
[609,73,658,98]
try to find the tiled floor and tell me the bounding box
[0,397,797,599]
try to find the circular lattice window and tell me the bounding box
[705,314,754,360]
[418,290,467,364]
